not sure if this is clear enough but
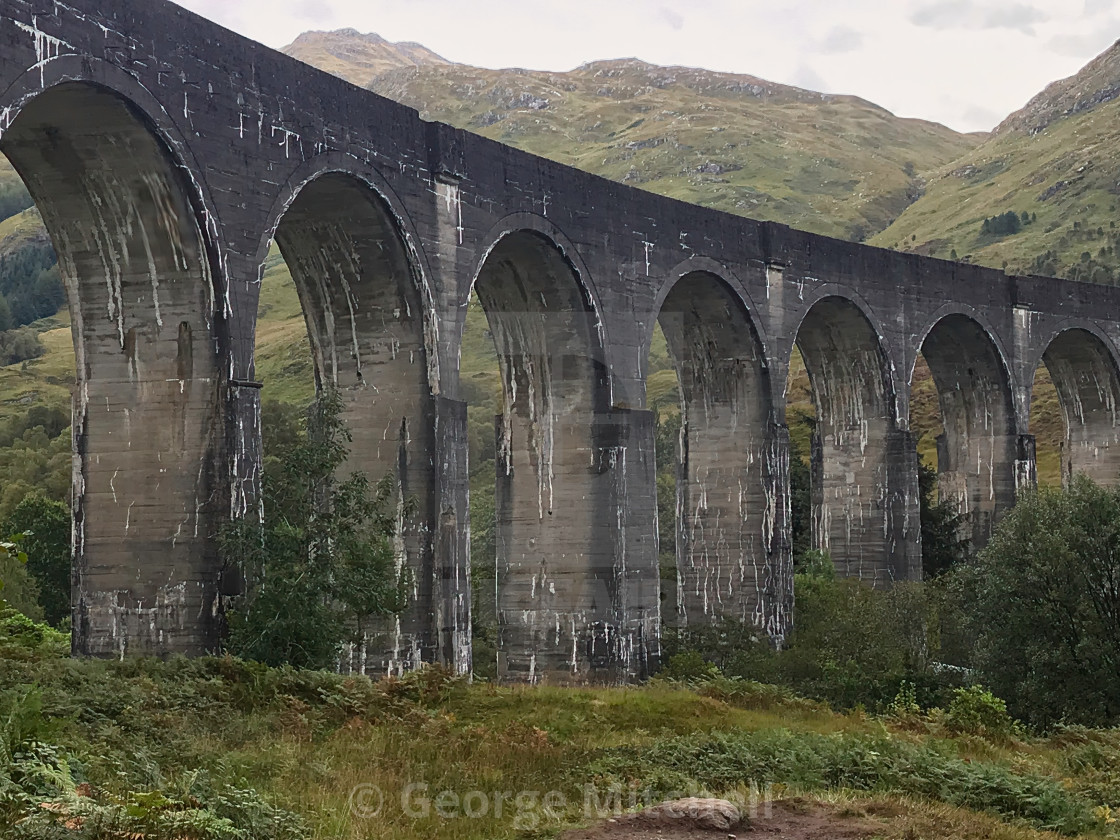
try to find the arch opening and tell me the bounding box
[1031,329,1120,487]
[905,351,969,579]
[650,272,781,637]
[470,230,614,684]
[918,314,1017,551]
[792,296,916,584]
[0,81,223,656]
[258,172,437,676]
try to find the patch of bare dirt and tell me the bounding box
[559,797,883,840]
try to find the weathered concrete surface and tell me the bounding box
[2,82,226,656]
[1042,329,1120,486]
[274,173,438,675]
[923,314,1017,550]
[797,296,918,584]
[660,272,787,636]
[1,0,1120,676]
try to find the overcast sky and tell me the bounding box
[172,0,1118,133]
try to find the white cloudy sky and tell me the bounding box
[172,0,1119,133]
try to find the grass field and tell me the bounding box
[2,616,1120,840]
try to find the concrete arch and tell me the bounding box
[1036,325,1120,486]
[468,213,602,310]
[0,56,224,280]
[465,214,611,402]
[255,154,433,303]
[253,153,438,388]
[787,284,903,419]
[1023,319,1120,390]
[646,256,773,375]
[469,225,611,417]
[792,294,918,584]
[0,75,227,658]
[911,303,1015,390]
[651,268,788,639]
[264,169,440,676]
[470,225,622,684]
[918,312,1018,550]
[793,294,899,438]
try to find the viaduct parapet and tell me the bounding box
[1,0,1118,681]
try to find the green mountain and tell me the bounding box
[368,58,980,241]
[281,29,449,88]
[871,40,1120,284]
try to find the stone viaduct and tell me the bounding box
[1,0,1118,682]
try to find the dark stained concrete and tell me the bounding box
[1,0,1119,678]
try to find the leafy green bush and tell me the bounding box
[2,493,70,627]
[952,476,1120,727]
[691,676,822,713]
[657,650,721,682]
[5,771,307,839]
[793,548,833,577]
[769,573,945,710]
[0,607,68,661]
[221,389,407,669]
[0,326,44,366]
[0,554,41,623]
[663,570,956,712]
[886,680,922,722]
[945,685,1019,740]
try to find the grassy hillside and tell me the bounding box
[368,59,980,242]
[3,619,1120,839]
[281,29,449,88]
[872,41,1120,284]
[253,249,316,406]
[866,42,1120,485]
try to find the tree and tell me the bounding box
[0,327,44,365]
[918,460,969,578]
[0,180,32,225]
[0,533,41,621]
[953,476,1120,727]
[654,409,681,567]
[2,493,70,627]
[980,211,1021,238]
[220,389,408,669]
[777,566,938,709]
[789,424,813,559]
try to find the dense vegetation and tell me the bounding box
[4,503,1120,839]
[0,239,62,333]
[954,477,1120,728]
[980,209,1034,238]
[1,608,1120,838]
[221,393,406,669]
[661,475,1120,736]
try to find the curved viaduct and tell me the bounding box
[1,0,1119,682]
